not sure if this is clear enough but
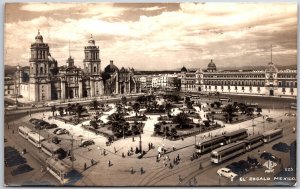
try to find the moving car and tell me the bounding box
[217,168,238,180]
[266,117,276,122]
[79,140,95,147]
[45,123,58,129]
[52,136,60,144]
[6,105,18,110]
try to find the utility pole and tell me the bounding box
[252,116,255,135]
[71,135,74,169]
[139,134,142,152]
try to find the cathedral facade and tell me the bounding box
[15,31,139,102]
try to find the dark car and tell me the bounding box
[272,142,290,153]
[266,117,276,122]
[11,164,33,176]
[260,152,279,162]
[226,162,244,175]
[237,160,252,172]
[79,140,95,147]
[52,137,60,144]
[45,123,58,129]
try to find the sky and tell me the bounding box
[4,3,297,70]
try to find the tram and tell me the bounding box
[262,128,283,143]
[18,126,32,139]
[211,141,246,164]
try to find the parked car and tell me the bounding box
[11,164,33,176]
[53,128,62,134]
[79,140,95,147]
[266,117,276,122]
[272,142,290,153]
[56,129,69,135]
[217,168,238,180]
[6,105,18,110]
[226,162,245,175]
[285,113,296,117]
[52,137,60,144]
[260,152,279,162]
[45,123,58,129]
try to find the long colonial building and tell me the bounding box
[12,31,140,102]
[180,59,297,97]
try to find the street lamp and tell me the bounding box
[139,134,142,152]
[252,116,255,135]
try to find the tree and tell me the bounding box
[222,104,237,123]
[131,122,140,135]
[185,96,191,104]
[121,96,127,106]
[75,104,84,123]
[90,120,98,129]
[246,107,254,116]
[154,124,161,134]
[90,99,100,110]
[214,101,222,108]
[116,104,123,115]
[238,103,247,114]
[58,107,64,117]
[165,103,172,117]
[187,101,193,109]
[172,113,191,128]
[170,128,178,137]
[51,106,56,116]
[256,107,262,115]
[153,101,158,110]
[132,102,141,117]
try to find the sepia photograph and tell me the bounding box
[3,2,297,186]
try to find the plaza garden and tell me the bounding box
[49,94,263,142]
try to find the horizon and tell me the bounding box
[4,3,297,70]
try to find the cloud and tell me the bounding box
[4,3,297,71]
[20,3,78,12]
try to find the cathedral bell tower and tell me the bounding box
[29,30,52,102]
[83,34,101,75]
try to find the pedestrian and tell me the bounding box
[181,137,184,141]
[177,154,180,161]
[84,163,87,170]
[122,152,125,158]
[199,162,202,169]
[131,167,134,174]
[103,149,106,156]
[114,147,117,153]
[169,162,173,169]
[12,130,14,134]
[127,151,130,156]
[91,159,94,166]
[140,167,144,174]
[173,158,176,165]
[132,137,135,142]
[156,155,159,162]
[173,144,175,151]
[151,143,153,148]
[178,175,183,183]
[148,143,151,150]
[108,160,111,167]
[131,147,133,152]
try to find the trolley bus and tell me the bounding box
[27,132,45,148]
[195,136,226,154]
[262,128,283,143]
[211,141,246,164]
[224,129,248,144]
[243,134,264,151]
[41,141,66,159]
[46,158,73,184]
[18,126,32,139]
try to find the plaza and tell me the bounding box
[4,93,297,186]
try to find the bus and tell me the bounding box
[27,132,45,148]
[46,158,73,184]
[219,98,231,102]
[211,141,246,164]
[224,129,248,144]
[18,126,32,139]
[195,136,226,154]
[41,141,66,160]
[262,128,283,143]
[243,134,264,151]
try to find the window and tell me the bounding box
[249,86,252,91]
[278,82,282,87]
[257,87,260,91]
[94,66,96,73]
[286,82,290,87]
[282,88,286,92]
[290,88,294,92]
[235,86,237,90]
[242,86,244,90]
[228,86,230,90]
[40,67,43,74]
[295,82,297,88]
[215,85,217,89]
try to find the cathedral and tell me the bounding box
[15,31,139,102]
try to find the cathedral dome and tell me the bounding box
[207,59,216,72]
[181,66,187,73]
[35,30,43,43]
[87,34,95,46]
[104,60,119,73]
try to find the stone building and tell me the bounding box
[14,31,139,102]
